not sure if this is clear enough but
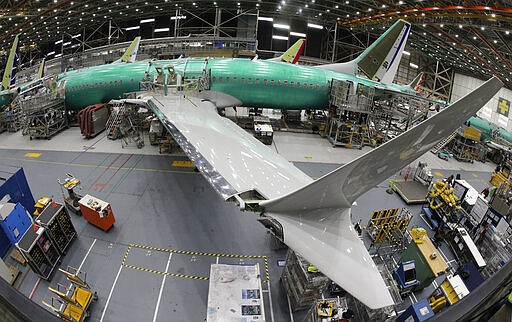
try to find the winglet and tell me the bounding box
[115,36,141,63]
[408,72,424,91]
[268,39,306,64]
[2,34,20,90]
[316,20,411,84]
[36,58,45,79]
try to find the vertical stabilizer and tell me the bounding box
[408,72,424,91]
[114,36,141,63]
[36,58,45,79]
[268,39,306,64]
[316,20,411,84]
[2,34,20,90]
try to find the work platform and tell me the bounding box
[394,180,429,205]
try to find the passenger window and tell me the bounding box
[255,78,260,84]
[310,84,313,88]
[278,80,281,85]
[233,77,238,82]
[248,78,252,84]
[304,83,307,88]
[290,81,294,87]
[218,76,222,82]
[284,80,288,86]
[226,77,230,82]
[120,80,123,85]
[297,82,300,87]
[212,76,217,82]
[270,80,274,85]
[241,78,245,83]
[316,84,319,89]
[264,79,268,85]
[321,85,325,90]
[130,78,134,83]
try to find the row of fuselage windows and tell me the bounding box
[68,78,136,91]
[209,75,327,90]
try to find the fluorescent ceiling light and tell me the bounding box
[272,35,288,40]
[409,62,419,69]
[170,15,186,20]
[154,28,169,32]
[140,18,155,23]
[47,51,55,56]
[258,17,273,22]
[273,23,290,30]
[55,39,63,44]
[307,23,323,29]
[55,53,63,58]
[125,26,140,31]
[63,41,71,46]
[403,50,411,56]
[71,33,81,38]
[290,31,306,37]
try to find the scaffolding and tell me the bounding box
[14,93,67,140]
[366,208,412,256]
[106,101,146,149]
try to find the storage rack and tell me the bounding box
[281,250,329,311]
[36,203,76,255]
[16,226,61,280]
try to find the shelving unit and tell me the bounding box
[36,203,76,255]
[16,226,61,280]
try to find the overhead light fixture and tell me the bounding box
[290,31,306,37]
[258,16,273,22]
[55,53,63,58]
[403,50,411,56]
[125,26,140,31]
[63,42,71,46]
[170,15,186,20]
[272,35,288,40]
[409,63,419,69]
[140,18,155,23]
[307,23,323,29]
[46,51,55,56]
[55,39,63,44]
[154,28,169,32]
[71,33,81,38]
[273,23,290,30]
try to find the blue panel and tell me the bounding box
[0,227,9,258]
[0,203,32,245]
[0,166,36,214]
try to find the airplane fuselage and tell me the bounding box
[59,58,418,111]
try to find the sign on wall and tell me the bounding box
[498,97,510,117]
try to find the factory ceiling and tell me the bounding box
[0,1,511,88]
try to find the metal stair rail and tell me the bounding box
[105,101,127,139]
[431,130,458,154]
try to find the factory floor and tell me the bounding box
[0,127,497,321]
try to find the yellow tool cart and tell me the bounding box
[42,267,96,322]
[428,274,470,313]
[34,197,52,216]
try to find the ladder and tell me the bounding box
[105,101,127,139]
[431,131,458,154]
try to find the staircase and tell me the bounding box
[431,131,458,154]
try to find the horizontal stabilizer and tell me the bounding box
[262,76,502,212]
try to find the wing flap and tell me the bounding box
[144,93,313,200]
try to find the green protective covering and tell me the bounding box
[401,241,437,290]
[468,116,512,143]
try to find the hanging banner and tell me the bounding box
[497,97,510,117]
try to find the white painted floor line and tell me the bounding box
[411,291,418,302]
[419,214,433,230]
[29,277,41,299]
[267,280,275,322]
[438,247,449,263]
[78,238,97,271]
[153,253,173,322]
[409,295,415,305]
[100,265,123,322]
[286,293,294,322]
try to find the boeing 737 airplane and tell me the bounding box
[5,20,503,309]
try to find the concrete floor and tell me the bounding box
[0,127,496,321]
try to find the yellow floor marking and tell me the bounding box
[472,173,479,178]
[24,153,41,158]
[304,156,313,160]
[434,171,444,177]
[171,160,195,167]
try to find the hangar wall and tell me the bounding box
[451,73,512,131]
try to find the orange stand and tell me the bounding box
[78,195,115,231]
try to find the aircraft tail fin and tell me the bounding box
[262,76,502,212]
[316,20,411,84]
[408,72,424,91]
[114,36,141,63]
[2,34,20,90]
[268,38,305,64]
[36,58,45,79]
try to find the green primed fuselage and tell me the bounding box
[59,58,418,111]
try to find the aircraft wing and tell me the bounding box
[140,92,313,200]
